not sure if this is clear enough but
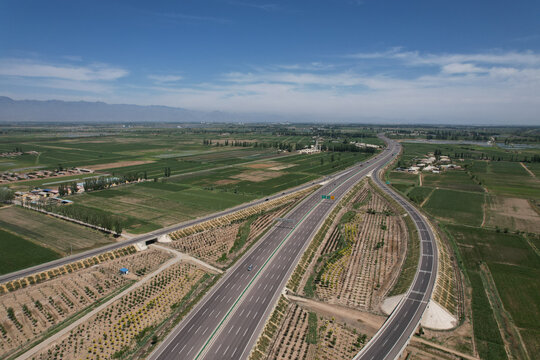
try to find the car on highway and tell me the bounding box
[247,264,253,271]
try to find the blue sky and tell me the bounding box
[1,0,540,124]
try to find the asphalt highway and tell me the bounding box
[353,148,438,360]
[150,138,401,360]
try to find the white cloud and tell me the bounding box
[441,63,486,74]
[148,75,183,83]
[0,59,128,81]
[348,49,540,67]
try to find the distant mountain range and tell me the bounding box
[0,96,288,123]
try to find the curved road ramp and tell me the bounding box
[352,153,438,360]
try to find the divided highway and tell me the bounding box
[150,138,403,360]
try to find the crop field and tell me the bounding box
[0,206,115,255]
[0,229,59,275]
[422,171,484,192]
[471,161,540,199]
[524,162,540,177]
[0,248,172,358]
[446,224,540,358]
[69,182,257,234]
[489,263,540,354]
[33,262,210,360]
[424,189,484,226]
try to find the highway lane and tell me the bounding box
[150,139,401,360]
[353,143,438,360]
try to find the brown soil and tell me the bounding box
[269,164,295,171]
[486,195,540,233]
[86,160,155,171]
[287,294,384,335]
[214,179,240,185]
[233,170,284,182]
[244,162,279,169]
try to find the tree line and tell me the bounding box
[83,172,147,192]
[26,198,123,234]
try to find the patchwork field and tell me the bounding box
[389,140,540,360]
[66,151,372,233]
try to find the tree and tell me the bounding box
[114,221,123,235]
[0,187,14,203]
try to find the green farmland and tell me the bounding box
[389,140,540,360]
[424,189,484,226]
[67,151,373,233]
[0,228,60,275]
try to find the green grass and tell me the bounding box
[306,312,318,344]
[424,189,484,226]
[407,186,433,204]
[0,229,59,275]
[489,263,540,335]
[468,272,508,360]
[448,225,540,269]
[422,171,484,192]
[229,216,256,254]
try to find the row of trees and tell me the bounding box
[202,139,254,147]
[26,198,123,234]
[83,172,147,192]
